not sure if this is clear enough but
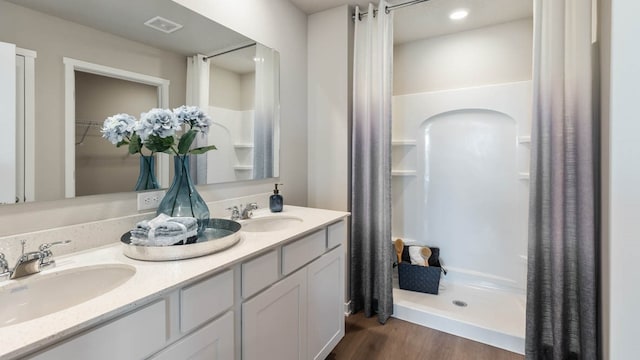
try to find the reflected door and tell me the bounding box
[0,41,16,204]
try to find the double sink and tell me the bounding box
[0,213,303,328]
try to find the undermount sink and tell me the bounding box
[240,215,303,233]
[0,264,136,327]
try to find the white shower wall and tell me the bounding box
[392,81,532,292]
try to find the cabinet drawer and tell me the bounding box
[180,269,233,333]
[242,250,278,298]
[282,229,326,275]
[30,300,167,360]
[150,311,234,360]
[327,220,346,249]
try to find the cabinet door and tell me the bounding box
[150,311,234,360]
[242,269,307,360]
[307,246,345,360]
[29,300,167,360]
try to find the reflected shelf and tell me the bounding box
[392,170,417,177]
[233,165,253,171]
[518,172,530,180]
[233,144,254,149]
[517,136,531,144]
[392,140,417,146]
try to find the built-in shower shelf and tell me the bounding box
[233,143,254,149]
[392,140,417,146]
[518,172,530,180]
[392,170,417,177]
[517,136,531,144]
[233,165,253,171]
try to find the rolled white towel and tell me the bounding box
[130,214,197,246]
[408,246,426,266]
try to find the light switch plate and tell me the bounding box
[137,190,166,211]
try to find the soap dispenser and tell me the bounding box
[270,183,283,212]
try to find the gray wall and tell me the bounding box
[75,72,158,196]
[209,64,255,111]
[394,18,533,95]
[0,1,187,201]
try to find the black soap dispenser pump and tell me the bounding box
[270,183,283,213]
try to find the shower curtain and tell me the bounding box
[351,1,394,324]
[526,0,599,359]
[253,44,278,179]
[186,54,210,184]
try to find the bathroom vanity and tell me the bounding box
[0,206,349,360]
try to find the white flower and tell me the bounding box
[101,113,136,144]
[136,108,181,142]
[173,105,212,135]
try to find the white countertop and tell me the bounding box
[0,206,349,359]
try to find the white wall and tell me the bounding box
[394,18,533,95]
[307,5,352,212]
[0,0,308,236]
[604,0,640,358]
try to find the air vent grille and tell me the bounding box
[144,16,183,34]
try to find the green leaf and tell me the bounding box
[128,133,142,154]
[177,129,198,154]
[189,145,217,155]
[116,140,129,148]
[144,135,174,153]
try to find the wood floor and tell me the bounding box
[326,312,524,360]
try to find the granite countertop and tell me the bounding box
[0,206,349,359]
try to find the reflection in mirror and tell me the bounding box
[75,72,159,196]
[0,0,280,204]
[193,44,280,185]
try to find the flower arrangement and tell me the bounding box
[101,105,216,156]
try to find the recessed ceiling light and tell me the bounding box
[144,16,183,34]
[449,9,469,20]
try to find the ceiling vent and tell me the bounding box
[144,16,183,34]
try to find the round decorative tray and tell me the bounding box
[121,218,242,261]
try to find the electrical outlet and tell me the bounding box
[137,190,166,211]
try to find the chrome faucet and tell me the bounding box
[240,203,259,220]
[0,253,9,280]
[6,240,71,280]
[226,206,241,221]
[227,203,259,220]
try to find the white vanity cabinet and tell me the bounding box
[150,311,234,360]
[28,300,168,360]
[28,270,235,360]
[242,221,346,360]
[15,213,348,360]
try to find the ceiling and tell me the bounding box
[290,0,533,44]
[7,0,253,56]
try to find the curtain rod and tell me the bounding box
[353,0,430,21]
[202,42,257,61]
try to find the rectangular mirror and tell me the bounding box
[0,0,280,204]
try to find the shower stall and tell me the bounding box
[390,11,533,355]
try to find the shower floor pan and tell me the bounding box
[392,281,525,354]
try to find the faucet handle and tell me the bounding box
[39,240,72,252]
[226,206,241,220]
[39,240,71,268]
[0,253,8,272]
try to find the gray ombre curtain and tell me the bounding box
[253,44,278,179]
[185,54,210,184]
[526,0,599,359]
[351,1,394,324]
